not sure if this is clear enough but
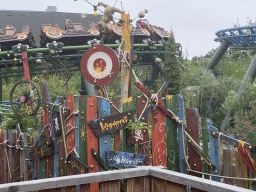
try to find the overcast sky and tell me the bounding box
[1,0,256,59]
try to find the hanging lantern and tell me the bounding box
[93,6,97,16]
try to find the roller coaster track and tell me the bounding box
[215,25,256,49]
[0,43,164,78]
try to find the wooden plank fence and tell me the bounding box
[1,94,256,191]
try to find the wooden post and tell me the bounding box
[186,108,202,178]
[201,117,209,179]
[209,125,221,182]
[121,14,131,102]
[166,95,179,171]
[222,148,233,185]
[235,151,249,188]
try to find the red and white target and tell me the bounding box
[81,45,119,86]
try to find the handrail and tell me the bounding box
[0,166,253,192]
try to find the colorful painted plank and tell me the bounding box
[186,108,202,178]
[79,95,87,165]
[57,97,66,177]
[112,99,122,151]
[201,117,209,179]
[123,97,136,153]
[66,153,88,175]
[151,106,166,167]
[106,151,146,168]
[88,109,134,137]
[97,97,112,172]
[209,125,221,182]
[74,95,80,159]
[22,52,31,81]
[50,98,60,177]
[66,94,75,176]
[91,148,110,171]
[86,96,99,192]
[166,95,179,172]
[176,95,187,174]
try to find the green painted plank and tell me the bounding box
[123,97,136,153]
[201,117,209,179]
[79,95,88,165]
[165,95,179,171]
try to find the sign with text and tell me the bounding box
[106,151,146,168]
[88,110,134,137]
[37,142,54,159]
[66,154,89,175]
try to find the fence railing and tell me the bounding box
[0,166,253,192]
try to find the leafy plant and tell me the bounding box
[125,119,147,132]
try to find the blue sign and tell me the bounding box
[106,151,146,168]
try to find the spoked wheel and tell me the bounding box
[10,80,41,117]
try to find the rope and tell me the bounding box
[65,111,79,122]
[5,146,12,180]
[59,106,68,157]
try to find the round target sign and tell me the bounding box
[81,45,119,86]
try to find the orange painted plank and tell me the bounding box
[86,96,99,192]
[151,106,166,167]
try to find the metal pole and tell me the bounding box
[220,54,256,131]
[205,40,231,70]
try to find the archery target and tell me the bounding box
[81,45,119,86]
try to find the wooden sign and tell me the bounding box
[66,154,89,175]
[88,109,135,137]
[37,142,54,159]
[106,151,146,168]
[53,113,62,137]
[126,129,149,145]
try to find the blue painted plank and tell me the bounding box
[106,151,146,168]
[209,125,221,182]
[74,95,80,157]
[97,97,112,172]
[177,94,187,174]
[50,98,59,177]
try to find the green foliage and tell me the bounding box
[125,119,147,132]
[164,32,182,95]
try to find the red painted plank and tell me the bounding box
[66,94,75,176]
[112,99,122,151]
[186,108,202,178]
[86,96,99,192]
[151,107,166,167]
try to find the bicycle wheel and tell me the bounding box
[10,80,41,117]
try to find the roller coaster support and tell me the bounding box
[205,39,231,70]
[220,54,256,131]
